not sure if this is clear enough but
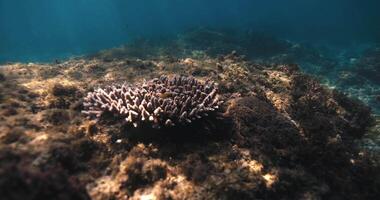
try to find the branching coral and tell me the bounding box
[82,75,222,128]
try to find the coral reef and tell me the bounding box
[0,36,379,199]
[82,75,222,128]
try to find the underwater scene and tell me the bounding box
[1,0,380,199]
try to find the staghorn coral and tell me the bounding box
[82,75,222,128]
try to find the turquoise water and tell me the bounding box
[1,0,379,63]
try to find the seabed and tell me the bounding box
[0,29,379,199]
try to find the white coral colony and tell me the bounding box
[82,75,223,128]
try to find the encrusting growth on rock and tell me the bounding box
[82,75,223,128]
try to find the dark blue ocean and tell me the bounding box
[1,0,379,63]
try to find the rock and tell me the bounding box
[0,128,25,144]
[0,166,90,200]
[51,84,78,97]
[0,73,5,82]
[42,109,70,125]
[2,107,18,116]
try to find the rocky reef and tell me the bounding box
[0,36,379,199]
[89,28,377,113]
[354,46,380,84]
[322,45,380,115]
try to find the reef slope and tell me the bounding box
[0,52,379,199]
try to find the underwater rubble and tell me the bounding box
[0,46,379,200]
[354,46,380,84]
[288,43,380,118]
[335,45,380,114]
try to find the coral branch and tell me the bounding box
[82,75,223,128]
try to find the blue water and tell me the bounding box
[1,0,379,63]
